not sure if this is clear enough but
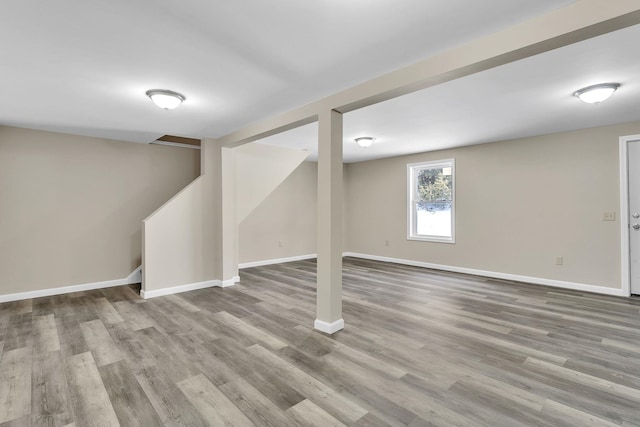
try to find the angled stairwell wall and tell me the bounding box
[234,143,311,223]
[142,176,215,297]
[142,141,309,298]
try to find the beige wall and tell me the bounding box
[4,119,637,296]
[0,126,199,295]
[239,161,317,264]
[345,121,640,289]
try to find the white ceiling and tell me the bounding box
[1,0,576,146]
[259,23,640,162]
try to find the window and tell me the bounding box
[408,159,455,243]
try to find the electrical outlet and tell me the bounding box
[555,256,563,266]
[603,211,616,221]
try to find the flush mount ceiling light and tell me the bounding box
[573,83,620,104]
[355,137,375,148]
[146,89,186,110]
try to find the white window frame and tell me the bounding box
[407,159,455,243]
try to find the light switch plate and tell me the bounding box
[603,211,616,221]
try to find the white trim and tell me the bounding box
[239,254,317,269]
[127,265,142,284]
[343,252,626,297]
[314,318,344,334]
[141,279,220,299]
[619,134,640,297]
[221,278,236,288]
[407,235,455,244]
[233,276,241,283]
[150,140,201,150]
[140,275,240,298]
[0,266,143,303]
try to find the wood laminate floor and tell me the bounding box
[1,257,640,426]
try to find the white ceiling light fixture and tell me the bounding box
[146,89,186,110]
[355,136,375,148]
[573,83,620,104]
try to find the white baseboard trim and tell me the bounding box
[314,318,345,334]
[233,276,241,283]
[127,265,142,284]
[343,252,626,297]
[141,279,220,299]
[141,276,239,299]
[239,254,317,269]
[221,278,236,288]
[0,266,143,303]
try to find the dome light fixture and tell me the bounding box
[146,89,186,110]
[355,136,375,148]
[573,83,620,104]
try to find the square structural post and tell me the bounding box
[315,109,344,334]
[204,139,238,287]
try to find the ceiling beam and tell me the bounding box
[217,0,640,147]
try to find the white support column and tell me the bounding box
[221,147,239,286]
[315,109,344,334]
[204,139,238,287]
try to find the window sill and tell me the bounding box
[407,236,455,244]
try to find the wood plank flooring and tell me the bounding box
[1,257,640,426]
